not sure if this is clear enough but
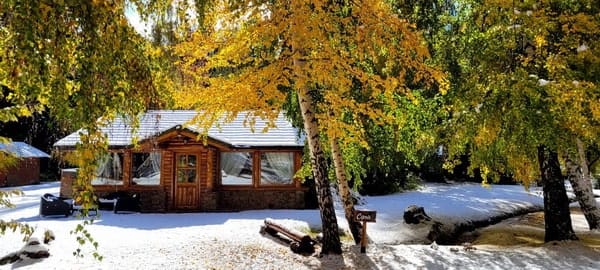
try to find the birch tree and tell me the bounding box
[565,138,600,230]
[174,0,445,253]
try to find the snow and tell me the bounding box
[0,142,50,158]
[221,173,253,185]
[577,44,589,53]
[364,183,546,244]
[91,178,123,186]
[1,182,599,269]
[132,174,160,185]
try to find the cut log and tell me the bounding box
[261,218,316,254]
[0,252,20,265]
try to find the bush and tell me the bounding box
[359,167,421,196]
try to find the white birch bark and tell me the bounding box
[565,139,600,230]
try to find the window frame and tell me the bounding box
[218,150,299,188]
[176,153,198,184]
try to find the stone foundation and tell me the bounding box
[217,190,306,210]
[94,188,167,213]
[200,192,218,211]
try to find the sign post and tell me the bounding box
[354,209,376,253]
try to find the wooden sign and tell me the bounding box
[354,210,377,222]
[354,209,377,253]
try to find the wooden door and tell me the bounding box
[174,153,200,210]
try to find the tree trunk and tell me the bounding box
[537,146,578,242]
[296,85,342,254]
[564,139,600,230]
[330,136,363,244]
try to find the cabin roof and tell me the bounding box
[0,141,51,158]
[53,110,305,149]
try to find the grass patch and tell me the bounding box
[472,210,600,250]
[301,226,354,243]
[473,226,545,246]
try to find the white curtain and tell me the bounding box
[95,155,110,178]
[221,152,250,177]
[96,152,122,179]
[94,152,123,185]
[134,152,161,177]
[133,152,161,185]
[261,152,293,184]
[221,152,253,185]
[111,152,122,178]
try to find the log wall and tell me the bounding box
[0,158,41,187]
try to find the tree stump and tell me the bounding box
[404,205,432,225]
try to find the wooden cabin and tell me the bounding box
[0,141,50,187]
[53,110,310,212]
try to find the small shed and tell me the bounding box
[0,141,51,187]
[53,110,310,212]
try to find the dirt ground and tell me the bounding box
[466,207,600,251]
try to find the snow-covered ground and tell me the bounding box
[1,181,598,269]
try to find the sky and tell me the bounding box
[125,3,152,38]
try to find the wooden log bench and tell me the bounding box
[260,218,316,254]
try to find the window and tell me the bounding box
[93,152,124,185]
[221,152,253,185]
[176,154,197,183]
[132,152,161,185]
[260,152,294,185]
[220,151,296,186]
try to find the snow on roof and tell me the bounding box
[0,141,51,158]
[53,110,304,149]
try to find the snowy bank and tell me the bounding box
[361,183,545,244]
[1,181,598,270]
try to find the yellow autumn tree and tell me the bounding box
[1,0,172,258]
[173,0,445,253]
[439,0,599,240]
